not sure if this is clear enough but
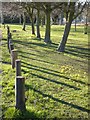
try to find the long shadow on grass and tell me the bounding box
[30,73,80,90]
[14,39,89,59]
[65,45,89,58]
[22,61,87,86]
[13,40,58,49]
[26,84,89,113]
[2,61,11,64]
[2,108,44,119]
[2,38,7,41]
[52,27,64,32]
[22,61,59,74]
[19,50,43,58]
[52,26,84,33]
[1,39,7,45]
[20,54,56,65]
[22,64,80,90]
[20,109,45,119]
[13,40,47,48]
[70,26,86,33]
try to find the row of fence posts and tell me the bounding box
[7,26,26,111]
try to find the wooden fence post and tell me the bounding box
[11,49,17,69]
[4,23,5,29]
[9,43,14,53]
[7,26,10,49]
[9,33,12,39]
[7,34,10,49]
[7,25,10,36]
[15,76,26,111]
[15,59,21,76]
[7,33,12,49]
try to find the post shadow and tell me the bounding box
[25,84,89,113]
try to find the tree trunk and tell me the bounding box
[30,15,35,35]
[36,9,41,39]
[22,12,26,31]
[41,17,44,27]
[41,15,45,27]
[58,21,72,52]
[44,12,51,43]
[58,2,75,52]
[75,19,76,32]
[19,14,21,25]
[84,15,88,34]
[41,18,43,27]
[61,12,64,25]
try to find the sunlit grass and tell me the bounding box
[1,24,89,119]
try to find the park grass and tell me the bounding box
[1,24,89,119]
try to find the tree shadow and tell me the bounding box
[67,41,88,47]
[1,38,7,45]
[20,54,54,65]
[18,50,43,58]
[52,27,64,32]
[25,85,89,113]
[31,37,44,41]
[13,39,58,49]
[22,61,88,85]
[21,109,42,119]
[2,61,11,65]
[65,45,89,58]
[2,38,7,41]
[30,73,80,90]
[20,109,46,119]
[74,59,88,64]
[13,40,29,46]
[22,62,81,90]
[22,61,59,74]
[13,40,48,50]
[69,33,76,36]
[22,61,87,86]
[3,108,44,119]
[51,42,59,48]
[22,62,63,78]
[70,26,85,33]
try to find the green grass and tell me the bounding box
[1,24,89,119]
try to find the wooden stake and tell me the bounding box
[15,59,21,76]
[15,76,26,111]
[7,25,10,36]
[7,33,12,49]
[9,43,14,53]
[11,49,17,69]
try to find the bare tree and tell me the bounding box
[22,11,26,31]
[36,8,41,39]
[23,3,36,34]
[2,2,23,23]
[39,2,63,43]
[58,1,86,52]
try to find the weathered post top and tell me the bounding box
[12,49,18,52]
[15,76,26,111]
[15,59,21,76]
[9,33,12,39]
[7,25,10,34]
[11,49,18,69]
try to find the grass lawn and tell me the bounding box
[1,24,89,119]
